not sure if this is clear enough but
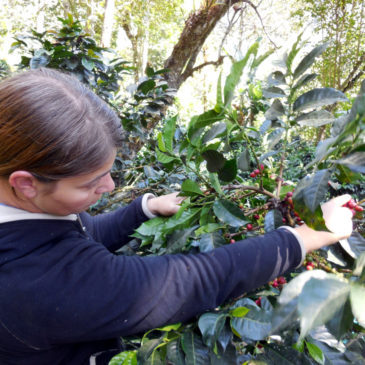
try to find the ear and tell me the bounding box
[8,171,38,199]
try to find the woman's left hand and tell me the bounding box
[147,192,184,217]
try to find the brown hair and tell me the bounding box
[0,68,123,180]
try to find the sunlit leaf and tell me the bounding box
[293,88,348,112]
[293,43,328,80]
[298,276,350,340]
[109,350,137,365]
[297,110,334,127]
[224,42,259,106]
[262,86,286,98]
[350,284,365,328]
[237,150,250,171]
[265,99,285,120]
[181,179,205,197]
[166,340,185,365]
[202,122,227,144]
[335,152,365,173]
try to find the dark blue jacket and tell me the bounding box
[0,197,302,364]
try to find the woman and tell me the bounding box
[0,68,353,365]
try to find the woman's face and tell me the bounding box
[33,152,116,216]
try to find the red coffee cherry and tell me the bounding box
[254,169,260,175]
[260,164,265,171]
[277,276,287,285]
[247,223,253,231]
[272,279,279,288]
[250,172,256,178]
[355,205,364,212]
[255,297,262,306]
[253,214,260,220]
[230,239,235,244]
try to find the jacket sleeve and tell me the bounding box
[80,196,149,251]
[17,228,303,347]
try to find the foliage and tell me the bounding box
[10,16,176,153]
[292,0,365,92]
[10,14,131,101]
[109,38,365,364]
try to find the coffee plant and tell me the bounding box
[10,15,175,153]
[109,37,365,364]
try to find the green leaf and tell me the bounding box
[163,115,177,153]
[202,150,226,173]
[181,179,205,197]
[231,306,271,341]
[109,350,137,365]
[293,88,348,113]
[237,150,250,171]
[81,57,95,71]
[166,226,197,254]
[340,232,365,259]
[230,307,250,318]
[217,159,237,182]
[262,86,286,98]
[181,331,210,365]
[199,232,226,252]
[278,270,329,306]
[286,32,304,75]
[224,42,259,106]
[30,55,49,69]
[137,79,156,94]
[134,217,167,237]
[198,312,227,348]
[335,152,365,173]
[298,276,350,340]
[264,209,283,232]
[350,283,365,327]
[256,344,313,364]
[166,340,185,365]
[303,169,331,213]
[354,252,365,277]
[266,127,285,150]
[213,199,248,227]
[293,43,328,80]
[270,298,299,335]
[291,73,318,94]
[195,223,222,236]
[267,71,286,86]
[156,323,181,332]
[215,71,223,112]
[297,110,334,127]
[209,173,223,196]
[202,122,226,144]
[305,341,325,365]
[155,147,177,164]
[326,299,353,340]
[265,99,285,120]
[188,110,224,146]
[157,132,166,152]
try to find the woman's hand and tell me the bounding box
[294,194,353,252]
[147,192,184,217]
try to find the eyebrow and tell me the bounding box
[80,169,112,187]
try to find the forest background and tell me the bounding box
[0,1,365,364]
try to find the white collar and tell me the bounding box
[0,204,77,224]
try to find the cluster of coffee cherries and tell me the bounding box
[249,164,265,178]
[283,190,305,226]
[343,198,363,215]
[271,276,287,288]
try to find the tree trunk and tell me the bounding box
[101,0,115,47]
[163,0,241,89]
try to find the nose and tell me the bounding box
[95,173,115,194]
